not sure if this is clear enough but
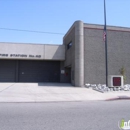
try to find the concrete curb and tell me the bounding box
[105,96,130,101]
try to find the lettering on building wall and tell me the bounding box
[10,54,27,57]
[36,55,41,58]
[0,54,8,57]
[0,54,41,58]
[29,55,41,58]
[29,55,34,58]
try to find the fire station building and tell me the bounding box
[0,21,130,87]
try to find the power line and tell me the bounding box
[0,27,65,35]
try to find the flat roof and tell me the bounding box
[84,23,130,32]
[0,42,62,46]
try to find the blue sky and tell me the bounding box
[0,0,130,44]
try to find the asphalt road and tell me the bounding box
[0,101,130,130]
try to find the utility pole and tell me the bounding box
[104,0,108,86]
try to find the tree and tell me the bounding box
[119,66,126,84]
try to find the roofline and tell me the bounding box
[63,21,130,41]
[0,42,62,46]
[63,20,84,40]
[63,21,76,40]
[84,23,130,32]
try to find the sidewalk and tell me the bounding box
[0,83,130,102]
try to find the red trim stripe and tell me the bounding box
[84,27,130,33]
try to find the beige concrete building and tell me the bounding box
[0,21,130,86]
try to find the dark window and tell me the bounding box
[67,42,72,49]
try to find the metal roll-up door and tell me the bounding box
[19,60,60,82]
[0,60,16,82]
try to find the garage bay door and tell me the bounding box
[0,60,60,82]
[19,60,60,82]
[0,60,16,82]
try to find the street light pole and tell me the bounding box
[104,0,108,86]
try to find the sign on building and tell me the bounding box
[108,75,123,87]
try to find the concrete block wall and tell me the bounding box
[107,30,130,84]
[63,21,84,87]
[84,28,106,84]
[63,27,75,85]
[64,21,130,86]
[84,25,130,84]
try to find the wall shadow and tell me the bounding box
[38,82,73,87]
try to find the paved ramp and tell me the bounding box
[0,83,130,102]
